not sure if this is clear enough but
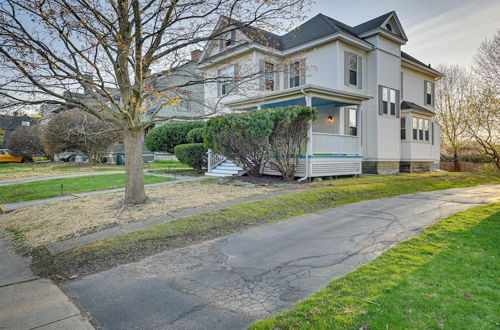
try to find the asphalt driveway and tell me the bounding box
[63,184,499,330]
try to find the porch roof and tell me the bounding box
[224,84,372,109]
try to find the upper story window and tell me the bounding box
[223,31,233,48]
[412,116,430,142]
[425,81,435,106]
[21,121,30,126]
[218,65,236,96]
[385,23,393,32]
[264,62,275,91]
[289,61,300,88]
[379,86,400,117]
[344,52,362,89]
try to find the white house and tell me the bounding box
[199,11,441,178]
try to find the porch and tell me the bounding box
[207,85,369,178]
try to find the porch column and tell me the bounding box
[305,95,313,177]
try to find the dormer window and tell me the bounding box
[385,23,393,32]
[223,31,233,48]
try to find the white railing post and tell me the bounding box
[207,149,212,171]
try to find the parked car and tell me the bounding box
[0,149,34,163]
[59,152,76,162]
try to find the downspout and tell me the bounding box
[298,88,309,182]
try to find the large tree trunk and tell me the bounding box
[453,149,460,172]
[124,127,147,204]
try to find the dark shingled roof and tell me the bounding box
[401,101,435,115]
[350,11,394,35]
[239,11,405,51]
[401,51,429,68]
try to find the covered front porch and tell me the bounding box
[209,85,369,178]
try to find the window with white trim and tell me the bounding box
[380,86,398,117]
[219,65,235,96]
[223,31,233,48]
[289,61,300,88]
[264,62,274,91]
[412,117,430,142]
[348,53,358,86]
[425,81,434,106]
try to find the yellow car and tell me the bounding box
[0,149,34,163]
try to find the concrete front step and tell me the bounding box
[205,172,233,177]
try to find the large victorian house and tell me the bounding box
[199,11,441,178]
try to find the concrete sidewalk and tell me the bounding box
[63,184,499,330]
[0,231,94,329]
[2,175,204,211]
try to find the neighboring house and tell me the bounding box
[0,113,38,149]
[144,50,205,132]
[200,11,441,177]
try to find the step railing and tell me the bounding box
[207,149,227,172]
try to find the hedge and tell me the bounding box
[186,127,205,143]
[145,121,205,153]
[174,143,207,172]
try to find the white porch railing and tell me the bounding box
[312,133,360,155]
[207,149,227,171]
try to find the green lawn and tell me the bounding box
[0,160,189,180]
[0,174,174,204]
[33,172,499,282]
[252,203,500,329]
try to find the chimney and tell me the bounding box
[13,111,19,116]
[82,73,94,94]
[191,49,202,62]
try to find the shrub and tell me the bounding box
[8,125,45,158]
[204,106,317,179]
[186,127,205,143]
[145,121,205,153]
[204,110,274,176]
[174,143,207,172]
[268,106,318,181]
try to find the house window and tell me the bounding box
[348,108,357,136]
[412,117,430,142]
[379,86,399,117]
[21,121,30,126]
[382,87,388,115]
[264,62,274,91]
[386,24,393,32]
[289,61,300,88]
[223,31,233,48]
[390,89,396,116]
[425,81,434,106]
[413,117,418,140]
[219,65,235,96]
[401,117,406,140]
[348,53,358,86]
[424,119,430,141]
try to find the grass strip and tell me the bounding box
[30,173,498,282]
[251,203,500,330]
[0,174,174,204]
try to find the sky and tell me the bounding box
[306,0,500,66]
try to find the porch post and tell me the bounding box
[358,104,362,155]
[305,94,313,178]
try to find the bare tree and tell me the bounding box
[464,84,500,171]
[0,0,307,204]
[8,125,45,159]
[435,64,472,171]
[474,30,500,90]
[42,109,122,163]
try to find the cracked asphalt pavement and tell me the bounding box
[63,184,499,330]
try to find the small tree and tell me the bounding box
[8,125,45,159]
[268,106,317,181]
[43,110,121,163]
[204,111,273,176]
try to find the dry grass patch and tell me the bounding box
[0,181,276,247]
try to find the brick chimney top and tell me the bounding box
[190,49,202,61]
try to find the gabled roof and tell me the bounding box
[350,12,394,35]
[237,11,407,51]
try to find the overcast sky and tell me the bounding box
[306,0,499,66]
